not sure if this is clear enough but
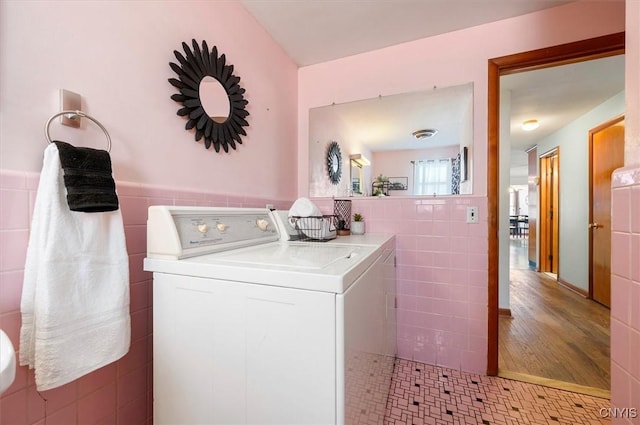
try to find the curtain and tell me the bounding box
[451,153,461,195]
[413,159,453,195]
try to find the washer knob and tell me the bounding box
[197,224,208,233]
[216,223,228,232]
[256,219,269,231]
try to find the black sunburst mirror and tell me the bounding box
[327,141,342,185]
[169,39,249,153]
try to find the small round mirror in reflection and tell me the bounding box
[199,76,230,124]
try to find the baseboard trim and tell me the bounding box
[557,278,589,297]
[499,308,512,317]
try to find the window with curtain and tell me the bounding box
[413,159,453,195]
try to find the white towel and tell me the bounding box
[288,197,321,218]
[19,143,130,391]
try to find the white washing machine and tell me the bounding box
[144,206,396,425]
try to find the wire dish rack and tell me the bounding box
[290,215,337,241]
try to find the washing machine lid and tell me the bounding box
[145,206,385,292]
[211,242,363,270]
[145,240,380,293]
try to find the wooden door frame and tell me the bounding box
[486,32,624,375]
[588,115,625,300]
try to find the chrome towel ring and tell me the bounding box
[45,110,112,153]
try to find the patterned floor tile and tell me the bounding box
[383,359,610,425]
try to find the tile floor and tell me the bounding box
[383,359,611,425]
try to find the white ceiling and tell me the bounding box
[502,55,625,151]
[503,55,624,181]
[239,1,625,180]
[240,0,576,67]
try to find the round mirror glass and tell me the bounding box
[199,76,230,124]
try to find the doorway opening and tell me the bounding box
[487,33,625,394]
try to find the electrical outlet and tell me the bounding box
[466,206,479,223]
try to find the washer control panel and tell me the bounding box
[147,206,278,259]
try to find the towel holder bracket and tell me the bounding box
[60,89,82,128]
[45,110,112,153]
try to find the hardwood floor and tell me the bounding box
[499,238,610,394]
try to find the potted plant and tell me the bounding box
[351,213,365,235]
[373,174,388,196]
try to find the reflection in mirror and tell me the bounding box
[199,76,231,124]
[326,141,342,185]
[349,154,370,195]
[331,154,339,172]
[309,83,473,197]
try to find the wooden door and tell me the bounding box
[527,147,538,269]
[590,117,625,307]
[539,150,559,275]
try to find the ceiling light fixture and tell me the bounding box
[521,119,540,131]
[412,129,438,139]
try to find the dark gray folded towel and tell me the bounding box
[53,141,119,212]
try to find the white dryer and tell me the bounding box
[144,206,396,425]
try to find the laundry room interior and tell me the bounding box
[0,1,639,424]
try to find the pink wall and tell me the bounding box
[297,1,625,197]
[0,170,292,424]
[299,0,625,373]
[313,196,489,372]
[610,4,640,423]
[0,1,298,200]
[0,1,297,424]
[1,1,637,424]
[372,146,460,195]
[610,167,640,424]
